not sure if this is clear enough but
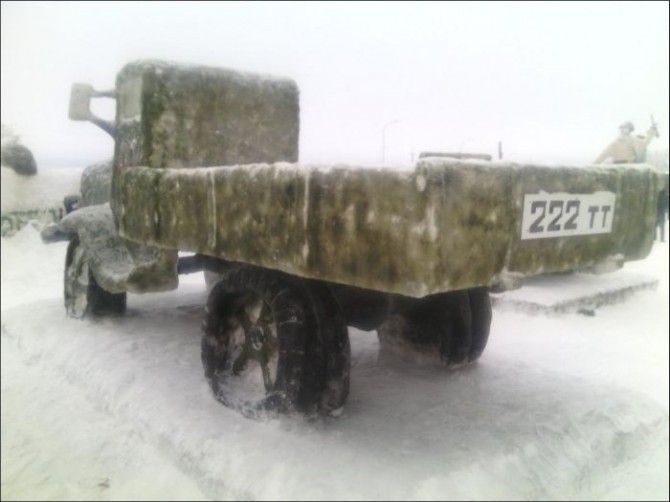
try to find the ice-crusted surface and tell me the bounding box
[117,159,660,297]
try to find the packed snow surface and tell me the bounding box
[1,223,668,501]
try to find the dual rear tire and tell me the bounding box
[378,287,492,366]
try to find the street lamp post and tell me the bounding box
[382,119,399,164]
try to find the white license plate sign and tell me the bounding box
[520,191,616,240]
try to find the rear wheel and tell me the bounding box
[201,266,350,417]
[204,270,223,292]
[64,237,126,318]
[377,287,492,366]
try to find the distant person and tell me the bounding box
[594,121,658,164]
[657,174,669,243]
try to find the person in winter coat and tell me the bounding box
[594,121,658,164]
[657,173,669,242]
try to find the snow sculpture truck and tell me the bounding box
[42,60,662,418]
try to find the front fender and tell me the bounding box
[46,203,178,294]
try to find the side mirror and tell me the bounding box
[68,83,117,138]
[68,83,94,121]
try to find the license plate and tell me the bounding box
[520,191,616,240]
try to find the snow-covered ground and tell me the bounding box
[1,221,668,501]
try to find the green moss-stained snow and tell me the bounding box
[117,159,660,297]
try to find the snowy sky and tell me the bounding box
[1,1,669,168]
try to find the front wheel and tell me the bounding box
[64,237,126,318]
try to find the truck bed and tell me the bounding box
[116,158,660,297]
